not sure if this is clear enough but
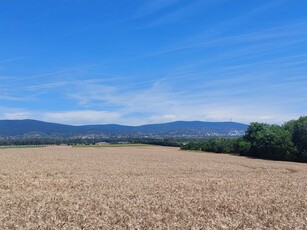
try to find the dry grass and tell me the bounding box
[0,146,306,229]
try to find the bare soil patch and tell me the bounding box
[0,146,306,229]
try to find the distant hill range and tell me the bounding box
[0,119,248,139]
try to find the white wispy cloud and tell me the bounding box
[53,77,303,125]
[25,82,70,90]
[42,110,121,125]
[0,56,26,64]
[134,0,182,18]
[0,108,33,120]
[12,65,95,82]
[205,0,289,34]
[0,95,28,101]
[0,96,303,126]
[133,20,307,60]
[0,108,121,125]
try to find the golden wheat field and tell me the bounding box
[0,146,306,229]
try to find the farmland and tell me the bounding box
[0,146,306,229]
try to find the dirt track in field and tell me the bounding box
[0,146,306,229]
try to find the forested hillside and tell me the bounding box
[0,120,247,138]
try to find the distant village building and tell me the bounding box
[96,142,110,145]
[118,141,129,144]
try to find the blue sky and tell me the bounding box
[1,0,307,125]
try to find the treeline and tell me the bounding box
[129,138,183,147]
[0,137,184,147]
[0,138,97,146]
[181,116,307,163]
[0,138,116,146]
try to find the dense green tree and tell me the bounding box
[234,138,251,155]
[285,116,307,162]
[244,123,295,160]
